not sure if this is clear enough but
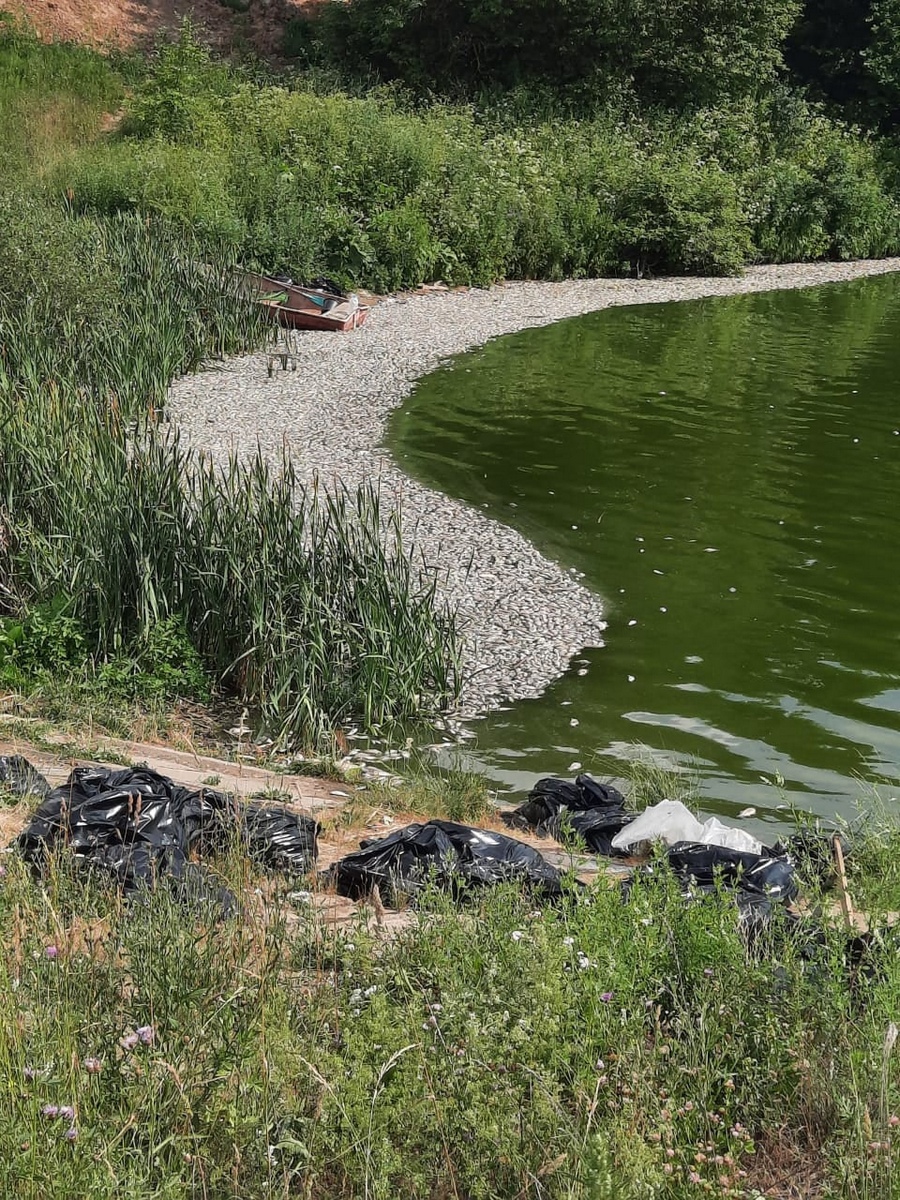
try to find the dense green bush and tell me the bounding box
[57,64,900,287]
[4,23,897,292]
[786,0,900,127]
[316,0,801,109]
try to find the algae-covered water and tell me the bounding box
[390,275,900,828]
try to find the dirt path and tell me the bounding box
[10,0,315,56]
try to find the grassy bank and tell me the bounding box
[0,223,460,745]
[2,765,900,1198]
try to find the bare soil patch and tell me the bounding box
[8,0,316,57]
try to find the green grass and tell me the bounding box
[2,786,900,1198]
[0,15,122,177]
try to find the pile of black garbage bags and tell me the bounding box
[3,754,819,930]
[9,760,318,915]
[503,772,802,920]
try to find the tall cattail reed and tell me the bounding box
[0,214,460,745]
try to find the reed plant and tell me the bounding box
[0,209,268,419]
[0,211,460,744]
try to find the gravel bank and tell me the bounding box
[170,258,900,716]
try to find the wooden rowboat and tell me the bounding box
[237,271,370,332]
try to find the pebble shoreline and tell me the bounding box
[170,258,900,716]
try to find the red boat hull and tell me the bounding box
[261,299,370,332]
[238,271,370,333]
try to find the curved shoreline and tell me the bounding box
[169,257,900,716]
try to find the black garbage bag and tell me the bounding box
[502,773,634,855]
[240,805,321,874]
[15,765,318,912]
[773,829,842,890]
[0,755,51,800]
[305,275,346,297]
[328,819,564,905]
[666,841,798,904]
[542,807,637,857]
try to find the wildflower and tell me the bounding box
[663,1164,673,1176]
[562,936,575,946]
[703,968,714,977]
[136,1025,154,1045]
[41,1105,59,1119]
[44,945,58,960]
[578,954,592,970]
[120,1033,139,1052]
[82,1058,102,1075]
[58,1106,75,1121]
[688,1171,701,1184]
[23,1067,38,1081]
[510,930,525,942]
[63,1127,77,1143]
[595,1058,605,1071]
[600,991,614,1002]
[890,1115,900,1128]
[684,1100,694,1112]
[597,1075,608,1085]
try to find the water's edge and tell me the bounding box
[171,259,900,723]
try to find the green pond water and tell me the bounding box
[389,274,900,832]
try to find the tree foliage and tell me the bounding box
[785,0,900,125]
[320,0,802,108]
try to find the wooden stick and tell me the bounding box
[833,834,855,932]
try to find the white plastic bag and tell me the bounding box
[610,799,762,855]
